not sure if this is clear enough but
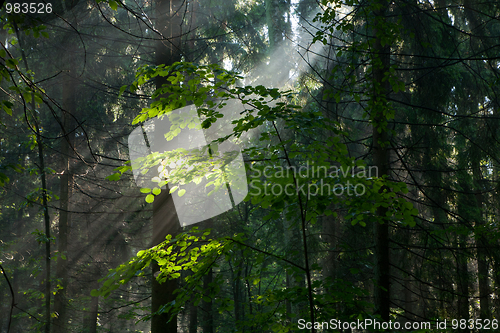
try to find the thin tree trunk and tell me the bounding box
[457,233,469,333]
[14,21,53,333]
[494,156,500,319]
[36,110,52,333]
[473,163,491,319]
[53,58,77,333]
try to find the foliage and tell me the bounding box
[95,57,418,330]
[3,0,500,331]
[109,61,416,226]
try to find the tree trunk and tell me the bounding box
[201,268,214,333]
[188,301,198,333]
[152,191,181,332]
[53,57,77,333]
[462,0,495,320]
[83,280,99,333]
[371,0,391,322]
[151,0,183,332]
[457,233,470,333]
[265,0,291,87]
[472,163,491,319]
[231,261,243,326]
[14,20,53,333]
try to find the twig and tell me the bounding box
[0,264,15,333]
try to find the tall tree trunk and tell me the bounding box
[462,0,496,320]
[454,129,472,332]
[151,0,183,332]
[37,104,52,333]
[371,0,391,322]
[53,55,77,333]
[493,148,500,319]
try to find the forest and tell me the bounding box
[1,0,500,332]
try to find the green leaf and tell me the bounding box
[109,0,118,10]
[145,194,155,203]
[34,94,43,104]
[23,92,32,103]
[119,85,127,96]
[178,189,186,197]
[5,58,18,69]
[106,173,121,181]
[2,102,12,116]
[0,172,9,187]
